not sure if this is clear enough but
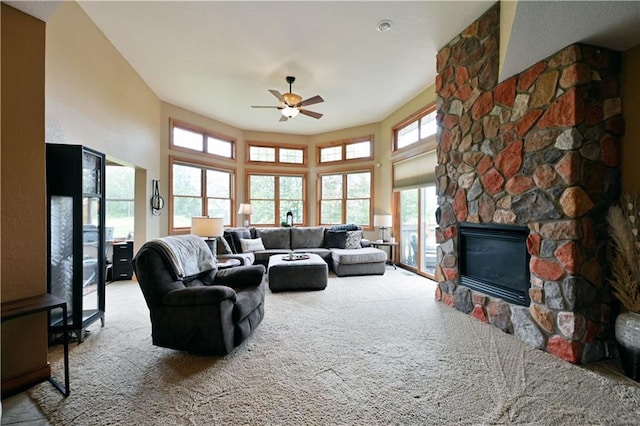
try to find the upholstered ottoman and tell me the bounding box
[267,253,328,292]
[330,247,387,277]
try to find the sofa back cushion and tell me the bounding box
[291,227,325,249]
[324,230,347,249]
[255,228,291,249]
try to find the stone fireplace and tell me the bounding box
[434,4,624,363]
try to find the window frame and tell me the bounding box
[316,135,374,166]
[169,156,236,234]
[245,140,307,167]
[245,169,308,227]
[392,104,437,160]
[169,118,236,161]
[316,166,374,229]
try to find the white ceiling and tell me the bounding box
[76,1,495,135]
[8,1,640,136]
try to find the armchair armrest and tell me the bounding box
[214,265,265,289]
[360,238,371,248]
[162,286,236,306]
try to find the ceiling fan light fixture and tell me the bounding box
[282,106,299,118]
[283,92,302,105]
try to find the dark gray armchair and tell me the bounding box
[132,235,265,355]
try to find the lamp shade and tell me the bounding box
[237,203,253,215]
[373,214,392,228]
[191,217,224,238]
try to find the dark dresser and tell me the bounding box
[111,241,134,280]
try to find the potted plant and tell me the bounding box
[607,192,640,381]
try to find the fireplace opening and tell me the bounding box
[458,223,531,306]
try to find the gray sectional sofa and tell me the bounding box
[217,226,387,277]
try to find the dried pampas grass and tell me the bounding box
[607,193,640,313]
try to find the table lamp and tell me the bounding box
[373,214,393,242]
[191,216,224,255]
[238,203,253,228]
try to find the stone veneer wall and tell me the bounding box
[434,3,624,363]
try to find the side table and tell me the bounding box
[371,241,399,269]
[1,294,70,396]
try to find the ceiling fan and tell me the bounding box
[252,76,324,122]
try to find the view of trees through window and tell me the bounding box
[105,165,135,239]
[249,174,304,225]
[319,171,371,225]
[318,138,372,164]
[172,162,232,229]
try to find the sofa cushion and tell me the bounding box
[255,228,291,249]
[291,227,325,249]
[240,237,266,253]
[331,247,387,265]
[345,230,363,249]
[324,230,347,249]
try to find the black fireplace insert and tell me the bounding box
[458,222,531,306]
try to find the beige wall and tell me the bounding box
[46,1,162,249]
[621,44,640,193]
[1,3,49,388]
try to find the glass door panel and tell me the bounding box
[420,186,438,276]
[83,197,101,312]
[399,189,419,268]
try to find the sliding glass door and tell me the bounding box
[397,185,438,278]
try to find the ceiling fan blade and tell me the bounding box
[279,115,288,122]
[269,89,284,102]
[296,95,324,108]
[251,105,281,109]
[299,109,323,119]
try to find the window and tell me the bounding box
[170,158,234,232]
[317,136,373,164]
[105,165,135,239]
[170,119,235,160]
[393,105,437,151]
[318,169,372,227]
[247,141,306,166]
[248,172,305,226]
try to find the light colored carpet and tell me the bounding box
[29,269,640,425]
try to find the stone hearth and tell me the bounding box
[434,4,624,363]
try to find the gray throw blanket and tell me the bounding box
[147,235,216,278]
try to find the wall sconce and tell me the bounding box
[150,179,165,216]
[238,203,253,228]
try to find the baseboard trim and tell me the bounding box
[1,363,50,398]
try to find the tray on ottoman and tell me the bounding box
[268,253,328,292]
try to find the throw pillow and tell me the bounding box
[240,237,265,253]
[324,230,347,249]
[232,229,252,253]
[216,237,233,255]
[345,230,363,249]
[223,230,238,254]
[331,223,360,232]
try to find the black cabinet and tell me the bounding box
[111,241,133,280]
[47,144,105,342]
